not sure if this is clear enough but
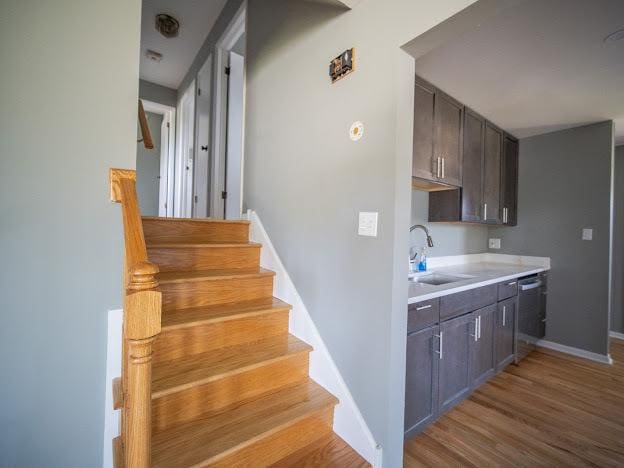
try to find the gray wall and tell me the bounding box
[137,112,163,216]
[611,145,624,334]
[244,0,479,465]
[139,79,177,107]
[0,0,140,465]
[489,121,613,356]
[411,191,488,256]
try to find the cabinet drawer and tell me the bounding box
[440,284,497,321]
[408,298,440,333]
[497,279,518,301]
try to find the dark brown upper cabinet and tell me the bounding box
[461,109,486,223]
[412,75,462,190]
[501,135,519,226]
[482,122,502,224]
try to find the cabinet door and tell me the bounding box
[483,122,502,224]
[495,297,516,371]
[470,304,496,387]
[404,326,439,438]
[433,92,462,187]
[461,109,484,222]
[438,313,473,413]
[412,78,436,181]
[501,135,518,226]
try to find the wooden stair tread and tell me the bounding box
[268,433,370,468]
[162,297,291,328]
[157,268,275,284]
[152,334,311,397]
[147,241,261,248]
[143,216,250,224]
[151,379,338,468]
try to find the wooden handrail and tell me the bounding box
[110,168,162,468]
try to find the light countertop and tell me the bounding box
[408,260,549,304]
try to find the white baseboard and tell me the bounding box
[609,331,624,341]
[535,339,613,365]
[247,210,382,467]
[103,309,123,468]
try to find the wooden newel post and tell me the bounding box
[124,265,161,468]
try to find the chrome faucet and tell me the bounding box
[410,224,434,249]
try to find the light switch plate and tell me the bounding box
[582,228,593,241]
[489,238,501,249]
[358,212,378,237]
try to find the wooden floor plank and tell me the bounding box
[405,341,624,467]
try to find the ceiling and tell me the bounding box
[410,0,624,143]
[140,0,227,89]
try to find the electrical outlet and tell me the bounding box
[582,228,593,241]
[358,212,378,237]
[489,238,501,249]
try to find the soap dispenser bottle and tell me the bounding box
[417,247,427,272]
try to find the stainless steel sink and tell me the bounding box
[409,273,475,286]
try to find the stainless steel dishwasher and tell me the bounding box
[516,272,548,362]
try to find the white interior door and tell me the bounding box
[175,81,195,218]
[194,57,212,218]
[225,51,245,219]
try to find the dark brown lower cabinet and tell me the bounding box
[438,313,473,414]
[470,304,496,387]
[405,280,521,438]
[495,297,516,370]
[404,326,439,438]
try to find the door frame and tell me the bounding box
[211,1,246,219]
[194,54,213,218]
[175,80,196,218]
[141,99,176,217]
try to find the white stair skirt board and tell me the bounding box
[535,339,613,365]
[103,309,123,468]
[610,331,624,341]
[247,210,382,467]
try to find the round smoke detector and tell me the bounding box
[155,14,180,38]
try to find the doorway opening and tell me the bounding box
[136,100,175,217]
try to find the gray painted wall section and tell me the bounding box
[489,121,613,356]
[139,79,177,107]
[611,145,624,334]
[0,0,141,465]
[244,1,481,465]
[411,191,488,257]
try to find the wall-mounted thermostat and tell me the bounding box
[330,48,355,83]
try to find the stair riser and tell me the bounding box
[161,276,274,310]
[143,219,249,244]
[148,245,261,272]
[210,407,335,467]
[154,310,290,363]
[152,353,310,433]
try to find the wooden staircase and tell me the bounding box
[110,170,368,467]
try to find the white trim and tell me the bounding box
[211,1,246,219]
[246,210,382,467]
[102,309,123,468]
[141,100,176,217]
[175,81,196,217]
[609,330,624,341]
[535,339,613,365]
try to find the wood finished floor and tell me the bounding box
[405,340,624,467]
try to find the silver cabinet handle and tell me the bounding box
[471,317,478,341]
[502,305,506,327]
[435,332,444,359]
[484,203,488,221]
[477,315,482,340]
[506,281,517,286]
[416,304,432,311]
[441,157,445,179]
[436,157,441,178]
[520,281,542,291]
[541,318,547,323]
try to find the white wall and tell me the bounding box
[0,0,141,465]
